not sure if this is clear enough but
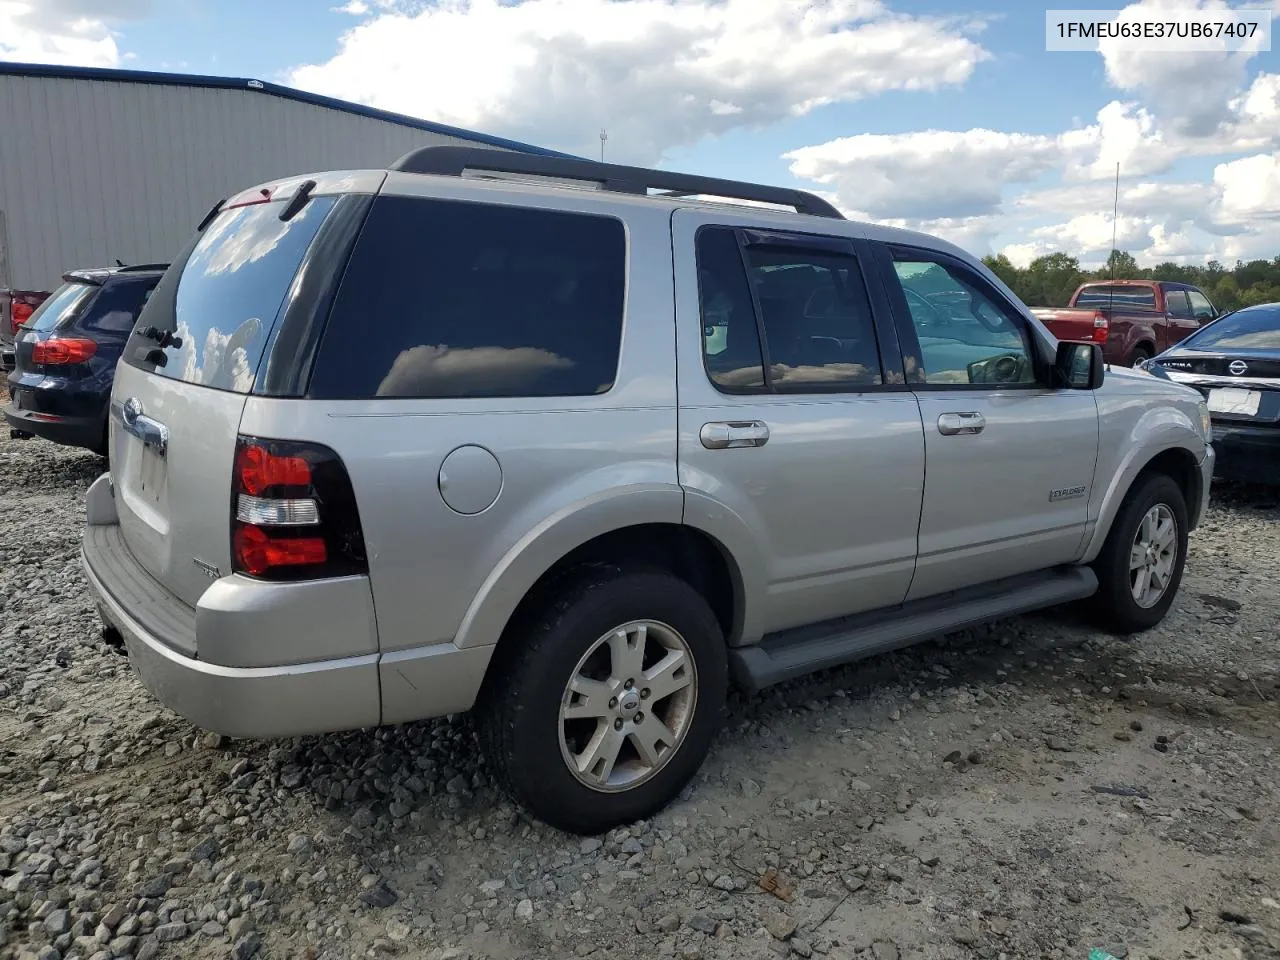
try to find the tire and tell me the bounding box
[1128,346,1153,367]
[1090,472,1189,634]
[479,567,727,835]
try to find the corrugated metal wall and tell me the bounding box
[0,74,496,292]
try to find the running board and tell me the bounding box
[728,566,1098,693]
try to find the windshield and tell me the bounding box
[1181,305,1280,351]
[125,196,337,393]
[26,282,95,333]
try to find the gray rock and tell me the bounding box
[137,875,172,899]
[153,922,188,943]
[765,912,797,941]
[515,899,534,921]
[579,838,603,855]
[791,938,813,958]
[43,909,70,936]
[655,913,681,933]
[871,943,900,960]
[135,939,159,960]
[1045,736,1073,752]
[361,883,398,909]
[109,934,138,956]
[687,914,716,935]
[231,932,262,960]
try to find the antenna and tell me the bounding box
[1107,161,1120,331]
[599,128,608,162]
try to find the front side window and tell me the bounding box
[310,197,626,399]
[695,227,882,393]
[890,256,1036,386]
[1164,289,1191,318]
[1187,290,1216,320]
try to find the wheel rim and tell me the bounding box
[558,619,698,793]
[1129,503,1178,609]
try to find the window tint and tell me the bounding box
[1164,289,1191,318]
[1184,305,1280,350]
[697,228,766,391]
[1074,285,1156,309]
[83,278,159,334]
[128,196,337,393]
[1187,290,1216,319]
[27,282,94,333]
[310,196,625,399]
[695,227,882,392]
[891,257,1036,386]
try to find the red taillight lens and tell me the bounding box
[11,301,34,333]
[232,525,327,576]
[230,436,366,581]
[234,443,312,496]
[32,338,97,365]
[1092,312,1109,344]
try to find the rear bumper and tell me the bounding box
[80,474,491,737]
[1211,421,1280,485]
[3,401,104,450]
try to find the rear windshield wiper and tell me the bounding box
[136,325,183,349]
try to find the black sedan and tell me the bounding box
[1140,301,1280,484]
[4,264,166,456]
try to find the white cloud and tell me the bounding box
[288,0,990,164]
[1097,0,1271,137]
[0,0,137,65]
[784,129,1058,220]
[1213,151,1280,222]
[1058,101,1167,179]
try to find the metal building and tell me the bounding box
[0,61,565,303]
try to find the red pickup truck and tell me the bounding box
[1031,280,1219,367]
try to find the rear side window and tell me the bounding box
[127,197,337,392]
[27,282,95,333]
[308,196,626,399]
[1075,285,1156,309]
[82,278,159,334]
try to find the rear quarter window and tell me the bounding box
[308,196,626,399]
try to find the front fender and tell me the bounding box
[453,477,684,650]
[1079,401,1204,563]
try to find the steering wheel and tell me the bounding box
[904,288,947,328]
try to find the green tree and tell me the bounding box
[982,253,1020,291]
[1024,253,1085,306]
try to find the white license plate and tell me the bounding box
[1207,387,1261,416]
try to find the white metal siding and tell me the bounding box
[0,75,498,292]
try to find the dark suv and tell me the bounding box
[4,264,165,455]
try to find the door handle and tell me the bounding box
[700,420,770,449]
[937,412,986,436]
[118,397,169,457]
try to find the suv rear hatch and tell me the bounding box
[110,175,371,614]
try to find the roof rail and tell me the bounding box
[389,146,845,220]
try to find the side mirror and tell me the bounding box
[1054,341,1104,390]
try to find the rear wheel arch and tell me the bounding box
[487,522,744,674]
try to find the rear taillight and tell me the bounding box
[1092,311,1109,344]
[230,436,367,581]
[11,301,34,334]
[32,338,97,364]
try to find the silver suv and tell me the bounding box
[82,147,1214,834]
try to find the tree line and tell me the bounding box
[980,249,1280,313]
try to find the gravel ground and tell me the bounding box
[1,431,1278,960]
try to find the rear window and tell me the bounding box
[83,278,159,334]
[1074,285,1156,309]
[128,197,337,392]
[308,195,626,399]
[1184,305,1280,350]
[27,282,95,332]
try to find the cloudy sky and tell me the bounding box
[2,0,1278,267]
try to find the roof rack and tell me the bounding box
[389,146,844,220]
